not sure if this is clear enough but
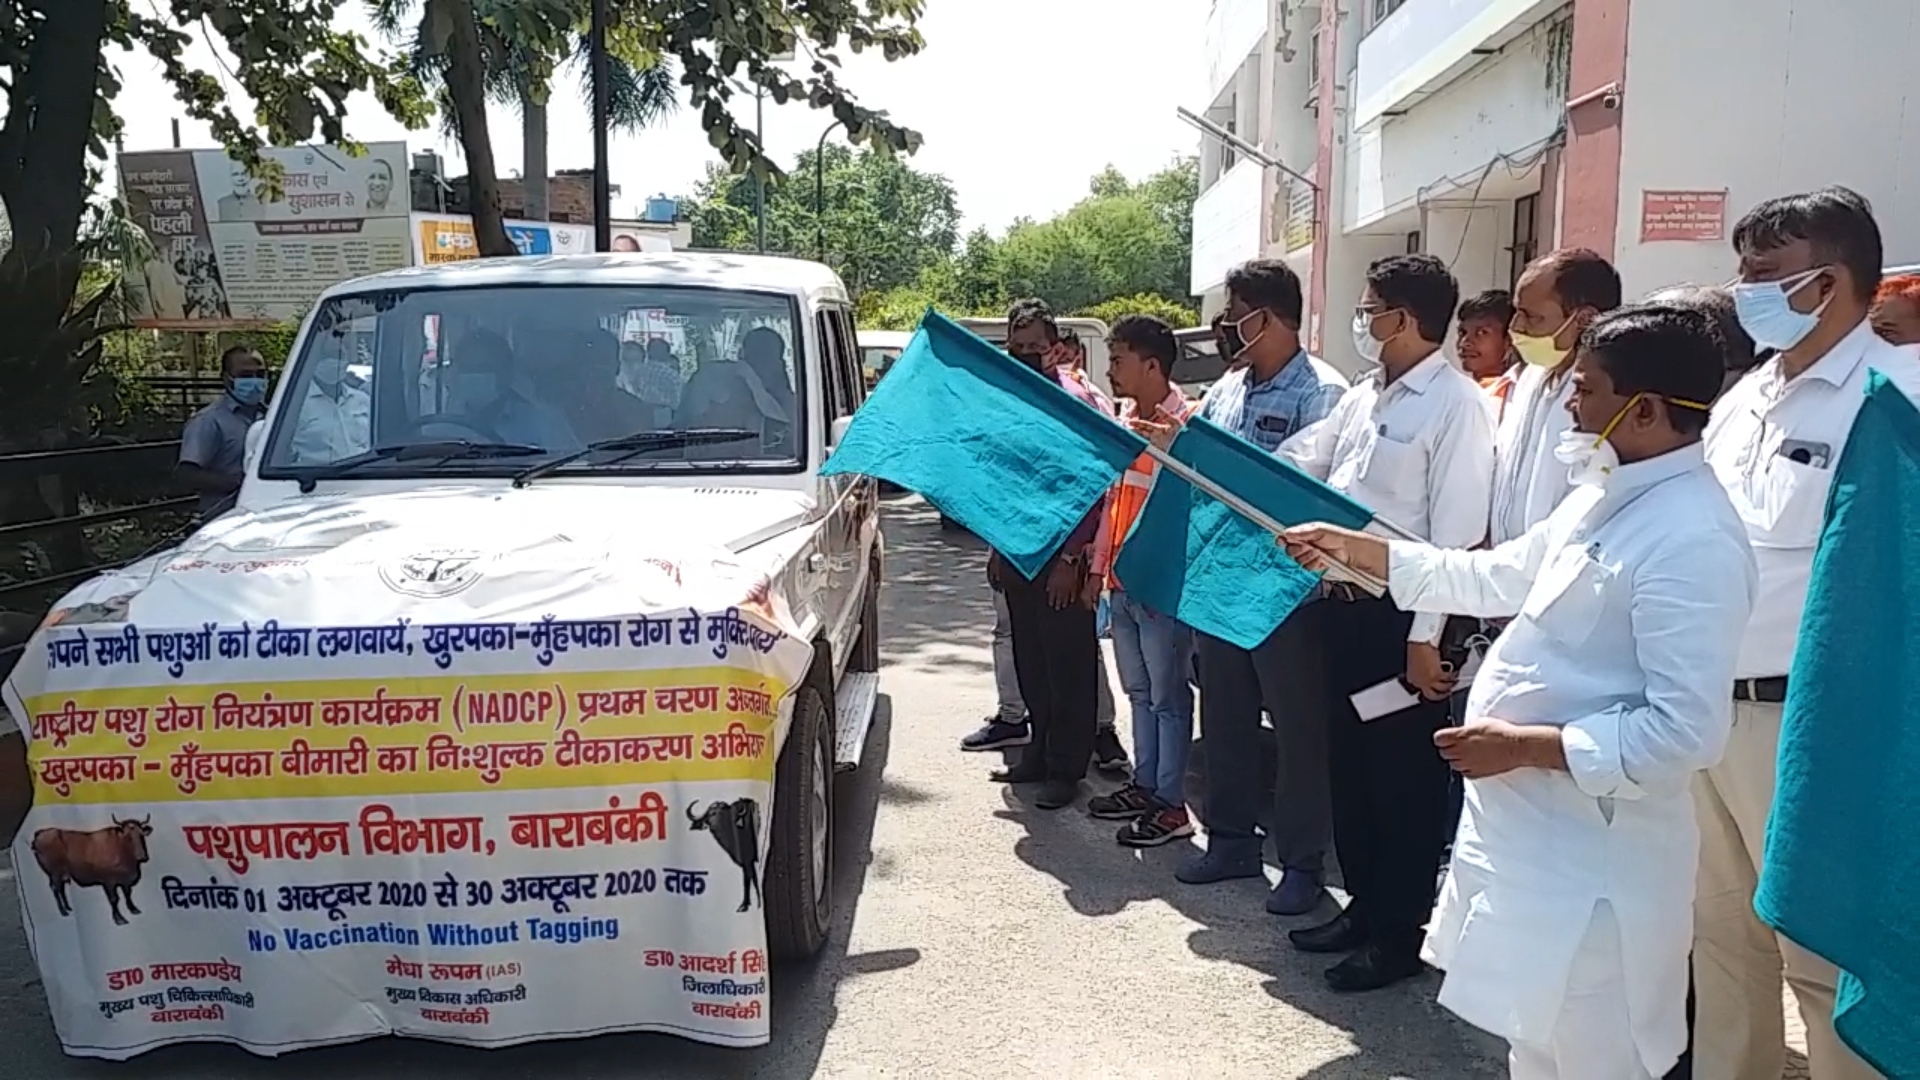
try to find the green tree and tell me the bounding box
[851,158,1201,331]
[370,0,679,223]
[689,143,958,296]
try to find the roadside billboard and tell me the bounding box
[412,214,595,263]
[117,143,412,328]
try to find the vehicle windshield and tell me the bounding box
[259,283,804,480]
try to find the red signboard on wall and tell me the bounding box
[1639,190,1729,243]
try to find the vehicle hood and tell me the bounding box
[33,484,818,632]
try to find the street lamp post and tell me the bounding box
[813,120,843,263]
[753,87,767,253]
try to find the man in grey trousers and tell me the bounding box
[960,590,1128,773]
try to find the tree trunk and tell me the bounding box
[434,0,516,257]
[521,92,549,221]
[0,0,111,276]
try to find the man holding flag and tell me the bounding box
[983,299,1115,810]
[1169,260,1349,915]
[1277,254,1495,991]
[1282,304,1755,1077]
[1695,186,1913,1080]
[1083,314,1204,846]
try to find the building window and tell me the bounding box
[1307,30,1321,87]
[1405,231,1422,254]
[1510,193,1540,289]
[1222,116,1238,173]
[1372,0,1407,26]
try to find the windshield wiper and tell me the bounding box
[511,428,759,487]
[295,441,548,492]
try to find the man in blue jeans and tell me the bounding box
[1082,316,1201,845]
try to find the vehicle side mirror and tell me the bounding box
[829,415,854,448]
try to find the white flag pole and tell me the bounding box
[1139,443,1391,597]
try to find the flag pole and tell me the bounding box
[1140,443,1391,597]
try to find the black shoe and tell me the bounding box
[1092,727,1129,773]
[1323,944,1424,993]
[990,762,1047,784]
[1033,780,1080,810]
[1289,912,1365,954]
[962,718,1031,752]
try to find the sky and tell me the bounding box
[108,0,1209,235]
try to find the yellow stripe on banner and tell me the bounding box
[20,668,788,805]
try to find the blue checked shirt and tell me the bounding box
[1199,350,1349,451]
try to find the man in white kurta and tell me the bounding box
[1283,305,1757,1079]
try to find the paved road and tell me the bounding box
[3,496,1505,1079]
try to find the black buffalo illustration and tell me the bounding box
[686,799,761,912]
[31,816,154,926]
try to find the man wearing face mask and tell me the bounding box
[981,298,1111,810]
[1695,187,1918,1080]
[288,337,372,463]
[1279,304,1755,1079]
[1277,254,1494,991]
[1494,249,1623,546]
[178,345,268,519]
[1174,260,1349,914]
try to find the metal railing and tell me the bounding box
[0,438,197,675]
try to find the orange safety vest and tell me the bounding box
[1105,395,1201,590]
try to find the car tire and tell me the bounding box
[764,682,833,961]
[850,570,880,673]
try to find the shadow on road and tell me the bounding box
[902,475,1507,1077]
[2,698,912,1078]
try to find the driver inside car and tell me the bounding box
[442,330,581,451]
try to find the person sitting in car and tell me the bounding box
[443,330,580,451]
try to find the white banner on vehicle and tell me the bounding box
[5,521,812,1059]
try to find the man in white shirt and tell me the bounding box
[288,347,372,463]
[1696,186,1915,1080]
[1284,304,1756,1078]
[1278,253,1495,991]
[1494,249,1623,545]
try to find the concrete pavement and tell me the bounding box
[3,495,1505,1079]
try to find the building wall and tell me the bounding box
[1612,0,1920,295]
[1344,19,1567,235]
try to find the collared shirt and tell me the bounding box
[1706,319,1920,678]
[1489,363,1578,545]
[1389,444,1756,1069]
[1091,386,1198,581]
[1054,366,1115,552]
[179,395,260,515]
[288,380,372,464]
[1199,350,1348,451]
[1280,351,1496,643]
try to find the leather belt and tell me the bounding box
[1733,677,1788,703]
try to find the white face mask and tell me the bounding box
[1553,427,1622,487]
[1352,311,1388,365]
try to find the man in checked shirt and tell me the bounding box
[1175,260,1352,919]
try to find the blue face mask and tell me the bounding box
[1732,266,1832,352]
[229,376,268,405]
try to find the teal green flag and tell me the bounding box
[821,310,1145,578]
[1756,369,1920,1078]
[1113,416,1374,648]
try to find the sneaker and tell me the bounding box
[1118,805,1194,847]
[961,717,1030,752]
[1092,727,1129,773]
[1087,784,1153,820]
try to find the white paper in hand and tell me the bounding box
[1351,677,1422,723]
